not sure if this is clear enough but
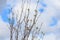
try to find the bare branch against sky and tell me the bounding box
[0,0,60,40]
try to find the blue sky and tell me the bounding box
[0,0,60,40]
[49,17,58,27]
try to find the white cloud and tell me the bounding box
[43,33,56,40]
[0,16,9,37]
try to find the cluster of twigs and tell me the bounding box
[8,0,45,40]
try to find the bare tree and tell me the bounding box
[8,0,45,40]
[8,9,15,40]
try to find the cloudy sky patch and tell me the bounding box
[0,0,60,40]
